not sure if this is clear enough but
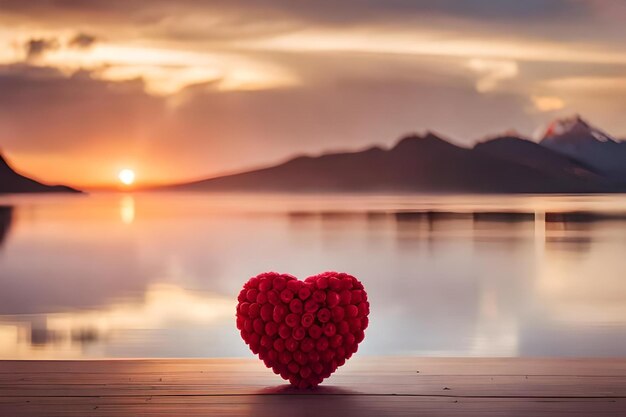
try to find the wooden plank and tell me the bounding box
[0,375,625,397]
[0,358,625,416]
[3,357,626,376]
[0,396,624,417]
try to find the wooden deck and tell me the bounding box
[1,357,626,416]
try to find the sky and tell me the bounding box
[1,0,626,188]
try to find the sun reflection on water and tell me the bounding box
[120,195,135,225]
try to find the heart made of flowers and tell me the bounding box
[236,271,369,388]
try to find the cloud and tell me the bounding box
[24,38,58,60]
[1,0,624,98]
[466,59,519,92]
[531,96,565,112]
[0,0,587,26]
[68,33,97,49]
[22,33,97,64]
[544,76,626,92]
[0,0,608,49]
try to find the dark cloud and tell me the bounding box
[221,0,587,24]
[0,0,621,54]
[0,0,587,24]
[0,0,600,42]
[68,32,97,49]
[24,38,58,60]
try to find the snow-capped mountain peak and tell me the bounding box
[542,115,616,143]
[539,115,626,181]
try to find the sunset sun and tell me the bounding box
[118,169,136,186]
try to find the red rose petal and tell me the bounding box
[273,276,286,291]
[346,304,359,318]
[253,318,264,334]
[312,290,326,303]
[328,277,342,291]
[278,323,291,339]
[326,291,340,308]
[279,351,291,365]
[308,324,322,339]
[248,303,260,318]
[293,350,308,365]
[272,304,288,323]
[285,338,299,352]
[337,321,349,334]
[300,366,312,379]
[301,313,315,328]
[298,286,311,300]
[317,308,331,323]
[311,362,323,375]
[273,338,285,352]
[287,362,300,374]
[304,299,319,313]
[292,326,306,341]
[331,306,345,322]
[260,304,273,321]
[259,279,272,292]
[286,279,301,293]
[285,313,300,328]
[300,338,315,353]
[339,290,352,305]
[267,290,280,305]
[289,298,303,314]
[330,334,343,348]
[280,289,294,303]
[315,337,329,352]
[316,276,328,289]
[323,322,337,337]
[265,321,278,337]
[246,289,259,303]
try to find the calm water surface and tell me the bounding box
[1,192,625,359]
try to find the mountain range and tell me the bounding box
[2,115,625,194]
[0,153,79,194]
[164,116,626,194]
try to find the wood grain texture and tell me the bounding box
[1,357,625,416]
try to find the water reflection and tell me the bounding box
[0,193,625,359]
[0,284,235,359]
[119,195,135,225]
[0,205,12,249]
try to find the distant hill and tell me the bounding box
[162,130,621,194]
[540,115,626,181]
[474,135,609,184]
[0,153,80,194]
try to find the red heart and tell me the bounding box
[236,271,370,388]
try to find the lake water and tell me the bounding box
[1,192,625,359]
